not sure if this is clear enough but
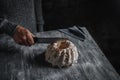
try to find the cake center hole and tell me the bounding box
[57,41,69,49]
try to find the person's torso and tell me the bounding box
[0,0,44,33]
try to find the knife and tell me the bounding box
[58,28,85,41]
[33,37,68,43]
[68,28,85,40]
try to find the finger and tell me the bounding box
[15,39,24,45]
[31,34,36,43]
[13,35,21,44]
[27,34,34,46]
[21,36,29,46]
[31,33,35,37]
[31,33,35,44]
[14,35,27,46]
[26,32,34,46]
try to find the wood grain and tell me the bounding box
[0,27,119,80]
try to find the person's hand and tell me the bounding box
[13,25,35,46]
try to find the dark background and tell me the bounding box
[42,0,120,74]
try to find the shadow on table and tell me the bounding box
[27,52,52,68]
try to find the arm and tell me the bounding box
[0,18,34,46]
[0,18,17,36]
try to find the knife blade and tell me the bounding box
[33,37,68,43]
[68,28,85,40]
[58,28,85,41]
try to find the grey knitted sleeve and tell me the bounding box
[0,18,17,37]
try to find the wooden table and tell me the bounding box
[0,26,119,80]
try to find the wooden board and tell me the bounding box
[0,27,119,80]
